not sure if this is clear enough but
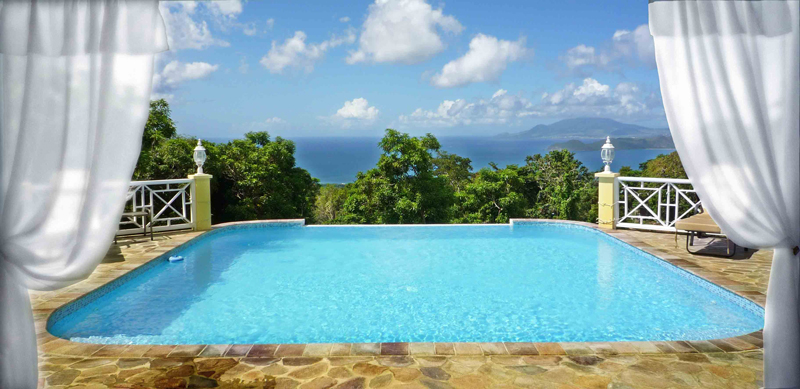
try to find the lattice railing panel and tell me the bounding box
[617,177,702,232]
[117,179,195,235]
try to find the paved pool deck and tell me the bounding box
[30,222,771,389]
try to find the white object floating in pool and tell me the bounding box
[168,255,184,263]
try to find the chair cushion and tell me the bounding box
[121,211,150,217]
[675,213,721,234]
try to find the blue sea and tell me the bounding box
[209,137,675,184]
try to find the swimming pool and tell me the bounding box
[48,221,763,345]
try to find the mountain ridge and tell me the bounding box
[547,136,675,152]
[495,117,670,140]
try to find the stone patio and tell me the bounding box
[30,223,772,389]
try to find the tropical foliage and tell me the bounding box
[135,100,684,226]
[619,151,687,179]
[133,99,318,223]
[325,132,598,224]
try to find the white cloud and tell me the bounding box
[260,30,356,74]
[347,0,463,65]
[339,16,351,23]
[243,23,257,36]
[399,89,535,127]
[152,60,219,100]
[266,18,275,31]
[612,25,655,66]
[160,1,255,45]
[399,79,664,128]
[208,0,243,18]
[430,34,528,88]
[560,24,655,75]
[159,2,229,50]
[238,56,249,74]
[247,117,288,129]
[156,61,219,87]
[561,44,612,70]
[335,98,380,120]
[539,78,663,118]
[327,98,380,128]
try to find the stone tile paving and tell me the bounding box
[38,352,764,389]
[31,225,770,388]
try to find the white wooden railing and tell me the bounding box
[616,177,702,232]
[117,178,196,236]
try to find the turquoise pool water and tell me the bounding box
[48,222,764,345]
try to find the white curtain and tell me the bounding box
[0,1,167,387]
[649,1,800,387]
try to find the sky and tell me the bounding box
[154,0,667,139]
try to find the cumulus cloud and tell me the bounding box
[243,23,257,36]
[159,2,229,50]
[612,25,655,66]
[430,34,528,88]
[335,98,380,120]
[399,79,664,128]
[260,30,357,74]
[161,0,258,44]
[327,98,380,128]
[153,2,239,100]
[155,61,219,87]
[347,0,463,65]
[152,60,219,100]
[560,24,655,75]
[266,18,275,31]
[339,16,351,23]
[539,78,663,118]
[208,0,243,19]
[399,89,535,127]
[247,117,289,129]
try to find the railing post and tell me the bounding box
[188,173,213,231]
[595,171,620,229]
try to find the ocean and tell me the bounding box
[208,136,675,184]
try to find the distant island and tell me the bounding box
[547,136,675,152]
[495,117,670,140]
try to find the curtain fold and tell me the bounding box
[649,1,800,388]
[0,1,167,387]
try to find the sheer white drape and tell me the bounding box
[0,1,167,387]
[649,1,800,387]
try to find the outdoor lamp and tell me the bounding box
[601,136,615,173]
[194,139,207,174]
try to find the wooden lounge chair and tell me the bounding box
[675,211,739,258]
[114,191,153,243]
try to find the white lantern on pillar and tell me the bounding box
[193,139,207,174]
[601,136,615,173]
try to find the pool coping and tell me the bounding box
[35,219,765,360]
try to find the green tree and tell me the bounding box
[142,99,177,150]
[134,99,183,180]
[133,136,203,181]
[340,129,454,224]
[452,164,528,223]
[618,165,642,177]
[132,100,319,223]
[619,151,687,179]
[213,133,319,222]
[523,150,597,221]
[314,184,349,224]
[433,151,473,192]
[642,151,687,179]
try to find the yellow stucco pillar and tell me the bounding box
[189,173,213,231]
[594,172,619,229]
